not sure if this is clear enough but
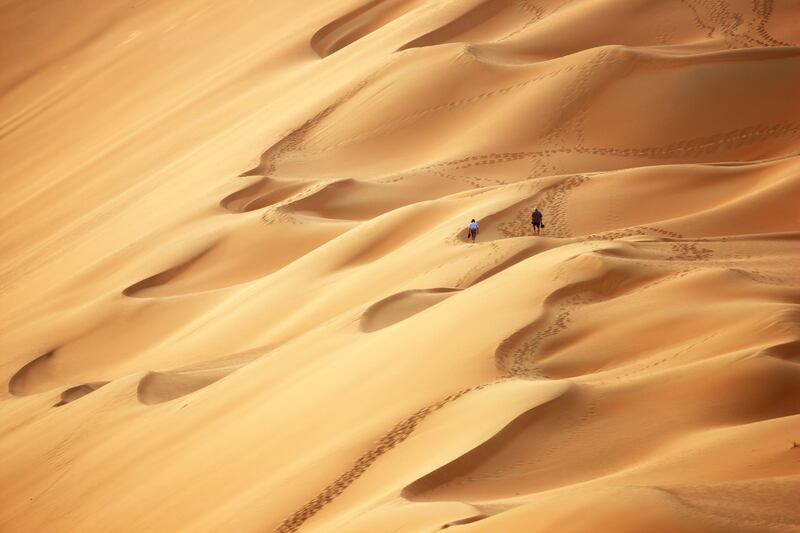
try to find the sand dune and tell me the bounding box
[361,287,460,331]
[137,366,236,405]
[1,0,799,531]
[54,382,109,407]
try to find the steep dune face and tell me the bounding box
[1,1,799,532]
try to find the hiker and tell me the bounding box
[532,208,544,235]
[467,219,479,242]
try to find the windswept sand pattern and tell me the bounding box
[545,49,616,150]
[54,382,108,407]
[302,60,584,157]
[136,364,237,405]
[310,0,426,58]
[220,179,311,213]
[2,1,799,533]
[257,181,333,224]
[609,331,720,382]
[243,60,400,177]
[275,381,500,533]
[360,287,459,331]
[9,351,57,396]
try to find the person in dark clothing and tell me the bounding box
[531,208,544,235]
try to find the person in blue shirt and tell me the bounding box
[467,219,479,242]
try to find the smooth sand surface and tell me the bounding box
[1,0,799,531]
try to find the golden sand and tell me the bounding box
[1,1,799,531]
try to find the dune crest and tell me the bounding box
[54,382,109,407]
[8,351,57,397]
[1,0,798,532]
[360,287,460,331]
[311,0,427,58]
[137,367,234,405]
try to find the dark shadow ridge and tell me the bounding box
[312,0,425,58]
[9,351,56,396]
[220,178,308,213]
[398,0,511,52]
[441,514,487,529]
[122,244,217,297]
[54,382,108,407]
[360,287,461,332]
[136,368,234,405]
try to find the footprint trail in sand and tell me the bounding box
[1,1,799,532]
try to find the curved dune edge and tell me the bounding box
[136,367,236,405]
[54,382,109,407]
[398,0,515,52]
[2,1,800,532]
[136,346,271,406]
[443,478,800,532]
[122,218,353,299]
[402,359,800,506]
[311,0,426,58]
[360,287,461,332]
[450,158,800,245]
[8,351,56,396]
[276,379,572,533]
[220,178,310,213]
[441,514,487,528]
[399,390,580,502]
[123,244,218,298]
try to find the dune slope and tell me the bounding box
[1,1,799,532]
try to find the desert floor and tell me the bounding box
[1,1,799,532]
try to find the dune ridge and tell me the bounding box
[1,0,799,532]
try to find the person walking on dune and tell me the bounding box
[531,207,544,235]
[467,219,479,242]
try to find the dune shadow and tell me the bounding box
[398,0,511,52]
[312,0,425,58]
[123,244,217,298]
[54,382,108,407]
[360,287,461,332]
[220,178,309,213]
[9,351,56,396]
[136,367,236,405]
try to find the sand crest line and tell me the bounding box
[274,380,502,533]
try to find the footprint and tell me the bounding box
[274,381,497,533]
[401,386,579,502]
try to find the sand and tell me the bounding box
[1,0,799,531]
